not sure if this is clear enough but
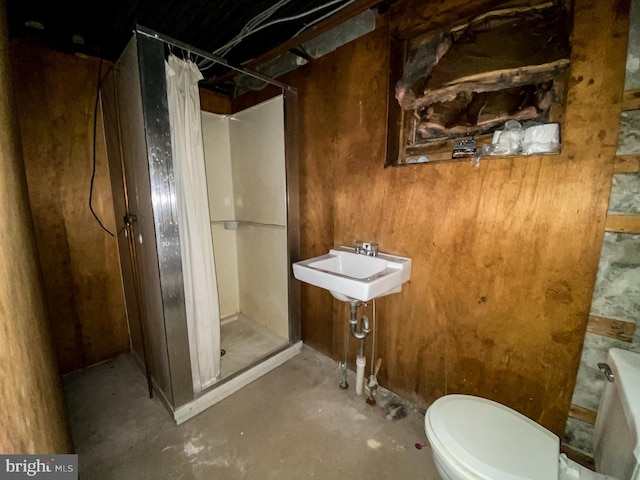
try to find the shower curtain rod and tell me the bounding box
[135,25,294,92]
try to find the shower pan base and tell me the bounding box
[173,341,302,424]
[220,313,288,379]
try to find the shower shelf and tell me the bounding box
[210,220,286,229]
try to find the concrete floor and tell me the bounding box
[63,345,440,479]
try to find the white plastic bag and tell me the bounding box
[522,123,560,154]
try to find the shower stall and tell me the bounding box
[101,28,300,423]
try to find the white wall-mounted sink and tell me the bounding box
[292,247,411,302]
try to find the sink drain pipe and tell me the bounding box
[349,301,370,395]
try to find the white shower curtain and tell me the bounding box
[165,54,221,392]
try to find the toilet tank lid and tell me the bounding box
[426,395,559,480]
[608,348,640,463]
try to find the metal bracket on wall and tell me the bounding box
[598,363,615,383]
[124,213,138,226]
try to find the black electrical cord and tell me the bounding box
[89,56,115,237]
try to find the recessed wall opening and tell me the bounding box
[387,2,571,165]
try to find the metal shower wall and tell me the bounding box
[101,38,154,398]
[136,33,194,408]
[103,34,194,410]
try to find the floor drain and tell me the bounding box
[221,349,226,357]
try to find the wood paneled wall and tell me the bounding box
[10,41,129,373]
[200,87,232,114]
[285,0,630,435]
[0,2,72,452]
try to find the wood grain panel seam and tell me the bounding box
[587,314,636,342]
[613,154,640,173]
[604,214,640,234]
[622,88,640,112]
[560,444,596,471]
[568,403,598,425]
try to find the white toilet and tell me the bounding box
[425,348,640,480]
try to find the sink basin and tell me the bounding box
[292,247,411,302]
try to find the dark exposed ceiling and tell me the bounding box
[7,0,383,88]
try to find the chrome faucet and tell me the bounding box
[355,240,379,257]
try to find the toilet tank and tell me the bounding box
[593,348,640,480]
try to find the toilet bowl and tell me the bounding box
[424,348,640,480]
